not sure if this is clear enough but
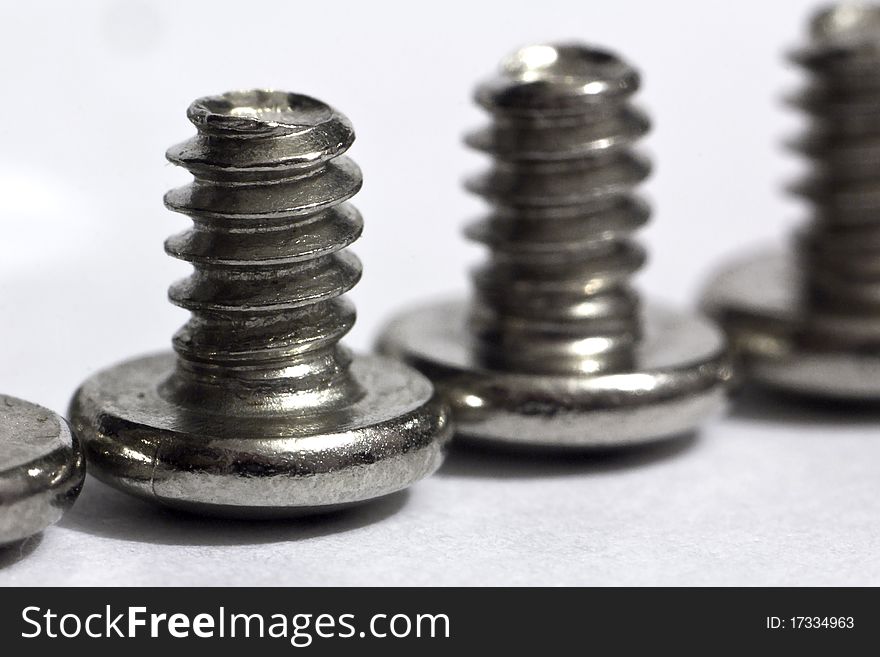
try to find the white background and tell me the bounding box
[1,0,878,585]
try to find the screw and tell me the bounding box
[701,4,880,399]
[0,395,84,544]
[379,43,730,447]
[69,90,451,516]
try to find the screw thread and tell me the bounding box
[792,3,880,315]
[466,43,650,374]
[160,90,365,413]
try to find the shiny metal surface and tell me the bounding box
[702,250,880,398]
[379,43,731,446]
[702,4,880,399]
[0,395,84,544]
[70,90,451,516]
[380,301,728,446]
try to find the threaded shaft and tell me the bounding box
[792,3,880,315]
[160,90,365,414]
[466,43,651,375]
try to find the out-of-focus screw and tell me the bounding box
[0,395,84,544]
[379,43,730,447]
[70,90,450,516]
[702,3,880,399]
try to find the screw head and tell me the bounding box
[702,249,880,399]
[69,353,451,517]
[0,395,85,545]
[378,301,730,447]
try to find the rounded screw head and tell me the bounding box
[378,301,731,448]
[701,249,880,400]
[0,395,85,544]
[69,353,451,517]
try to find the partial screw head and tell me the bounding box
[0,395,84,545]
[379,43,730,448]
[701,250,880,399]
[69,90,451,516]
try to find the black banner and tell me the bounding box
[0,587,874,654]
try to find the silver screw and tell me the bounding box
[379,43,730,447]
[702,3,880,399]
[0,395,84,544]
[69,90,451,516]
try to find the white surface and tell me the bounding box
[0,0,878,586]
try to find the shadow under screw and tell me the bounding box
[0,533,43,570]
[729,387,880,426]
[438,432,699,479]
[59,476,410,547]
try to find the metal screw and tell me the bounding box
[69,90,451,516]
[701,4,880,399]
[0,395,84,544]
[379,43,730,447]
